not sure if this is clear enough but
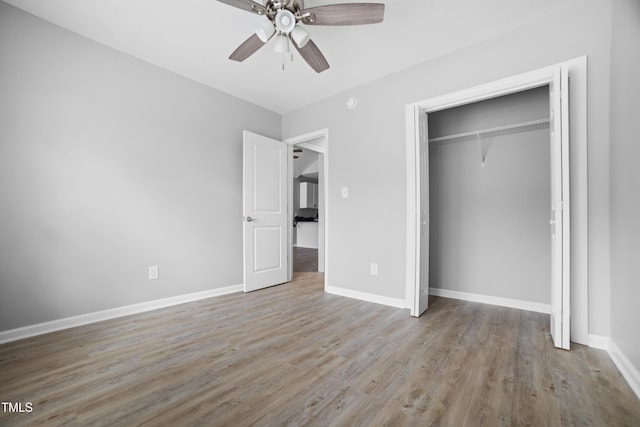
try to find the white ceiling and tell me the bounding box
[5,0,581,114]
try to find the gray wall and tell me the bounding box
[282,0,613,336]
[609,0,640,373]
[0,2,280,330]
[428,88,551,303]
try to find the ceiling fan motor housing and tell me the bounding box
[266,0,305,23]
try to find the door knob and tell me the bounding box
[246,216,255,222]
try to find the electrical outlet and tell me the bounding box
[370,263,378,276]
[148,265,159,280]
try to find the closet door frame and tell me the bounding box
[405,58,588,348]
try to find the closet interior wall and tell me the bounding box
[428,86,551,305]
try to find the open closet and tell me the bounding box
[408,61,585,350]
[427,86,551,306]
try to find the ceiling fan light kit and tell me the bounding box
[273,33,291,54]
[220,0,385,73]
[255,21,276,42]
[275,9,296,32]
[290,25,310,48]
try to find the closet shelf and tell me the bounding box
[429,118,550,147]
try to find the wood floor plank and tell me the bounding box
[1,272,639,426]
[293,247,318,272]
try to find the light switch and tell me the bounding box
[370,263,378,276]
[341,187,349,199]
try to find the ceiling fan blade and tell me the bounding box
[293,39,330,73]
[229,34,267,62]
[302,3,385,25]
[217,0,267,15]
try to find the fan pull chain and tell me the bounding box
[281,34,286,71]
[281,34,293,71]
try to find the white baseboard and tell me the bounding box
[0,284,243,344]
[325,286,406,309]
[608,339,640,400]
[429,287,551,314]
[588,334,610,350]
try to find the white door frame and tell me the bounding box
[405,58,589,346]
[284,129,329,288]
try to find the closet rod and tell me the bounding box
[428,117,550,145]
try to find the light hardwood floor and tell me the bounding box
[293,247,318,272]
[1,272,639,426]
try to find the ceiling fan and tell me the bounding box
[217,0,385,73]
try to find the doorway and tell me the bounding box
[405,61,588,350]
[285,129,329,285]
[292,148,320,272]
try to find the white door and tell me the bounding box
[549,69,571,349]
[243,131,289,292]
[413,106,430,316]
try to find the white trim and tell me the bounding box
[429,288,551,314]
[325,285,406,309]
[0,284,243,344]
[414,66,556,113]
[588,334,610,350]
[608,339,640,400]
[405,104,419,316]
[283,129,328,151]
[566,56,589,346]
